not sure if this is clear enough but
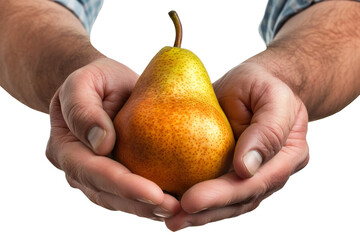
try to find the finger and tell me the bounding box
[152,194,183,219]
[165,201,260,232]
[233,82,299,178]
[213,76,252,138]
[59,67,115,155]
[68,178,163,220]
[59,59,137,155]
[180,133,308,214]
[58,141,165,205]
[68,177,181,220]
[46,92,66,169]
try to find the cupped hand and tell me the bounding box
[46,58,181,220]
[165,62,309,231]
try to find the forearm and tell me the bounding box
[0,0,104,113]
[248,1,360,121]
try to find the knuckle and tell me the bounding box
[61,155,88,187]
[85,190,108,210]
[64,172,117,211]
[45,142,55,164]
[258,171,288,197]
[231,202,259,218]
[127,201,159,219]
[65,175,79,189]
[295,147,310,173]
[191,215,213,227]
[302,154,310,169]
[242,201,261,215]
[61,155,76,178]
[90,192,116,211]
[66,102,94,137]
[45,143,52,161]
[130,205,150,218]
[45,139,62,169]
[238,195,258,205]
[257,123,285,160]
[59,69,99,138]
[49,91,61,117]
[60,67,96,97]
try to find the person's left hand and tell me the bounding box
[165,62,309,231]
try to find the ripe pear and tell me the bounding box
[113,11,235,198]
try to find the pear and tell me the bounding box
[113,11,235,198]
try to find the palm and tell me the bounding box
[165,63,309,231]
[46,58,181,220]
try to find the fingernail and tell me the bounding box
[243,150,263,175]
[191,207,208,214]
[153,207,172,218]
[151,216,165,222]
[177,222,191,231]
[88,126,106,150]
[136,198,156,205]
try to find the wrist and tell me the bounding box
[0,0,106,113]
[244,51,303,97]
[248,1,360,121]
[35,41,105,113]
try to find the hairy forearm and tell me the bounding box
[248,1,360,121]
[0,0,103,113]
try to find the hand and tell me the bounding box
[46,58,181,220]
[165,62,309,231]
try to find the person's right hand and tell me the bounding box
[46,57,181,220]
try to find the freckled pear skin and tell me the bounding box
[113,11,235,198]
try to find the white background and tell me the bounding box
[1,1,359,239]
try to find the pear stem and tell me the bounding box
[168,10,182,48]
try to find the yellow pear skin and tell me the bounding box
[113,11,235,198]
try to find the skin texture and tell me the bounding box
[165,63,309,230]
[0,0,102,112]
[114,47,235,198]
[47,58,182,219]
[1,0,360,232]
[0,0,182,221]
[255,0,360,121]
[165,1,360,231]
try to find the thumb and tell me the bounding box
[58,67,117,156]
[233,85,298,179]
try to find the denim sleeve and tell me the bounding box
[259,0,359,45]
[52,0,104,34]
